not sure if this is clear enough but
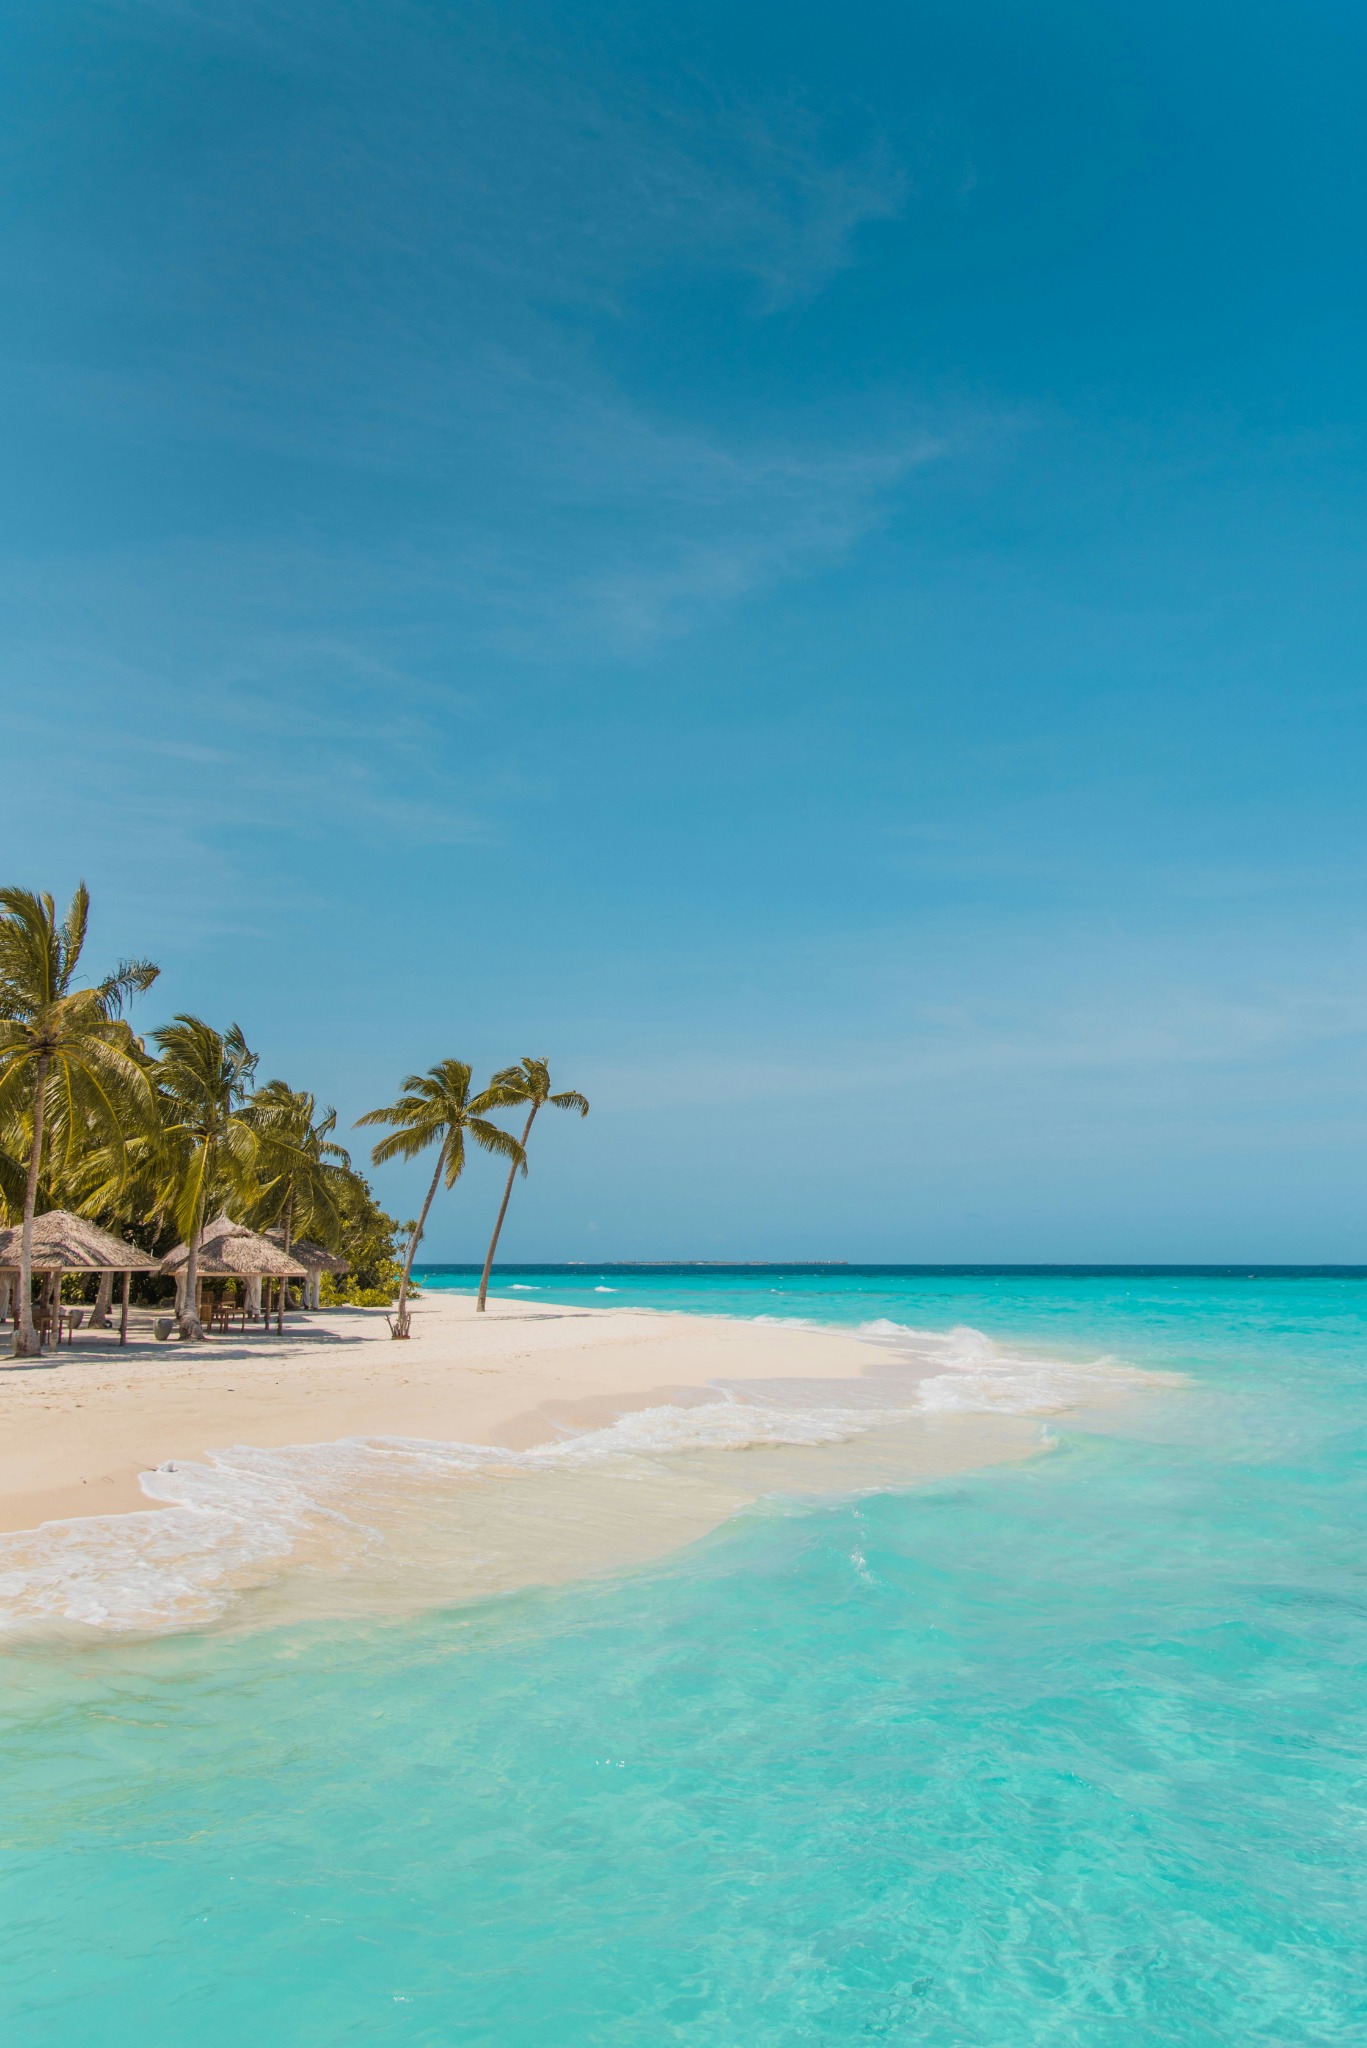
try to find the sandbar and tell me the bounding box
[0,1291,912,1535]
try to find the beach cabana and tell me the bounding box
[158,1214,307,1334]
[0,1210,158,1346]
[264,1228,349,1309]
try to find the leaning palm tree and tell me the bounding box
[475,1058,589,1312]
[0,885,157,1356]
[357,1060,525,1338]
[152,1016,260,1339]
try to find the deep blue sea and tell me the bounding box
[3,1267,1366,2044]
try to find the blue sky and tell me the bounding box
[6,0,1367,1259]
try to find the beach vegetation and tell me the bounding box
[317,1173,413,1306]
[245,1081,351,1252]
[151,1017,262,1340]
[0,884,586,1342]
[0,885,158,1355]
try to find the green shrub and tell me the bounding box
[319,1273,419,1308]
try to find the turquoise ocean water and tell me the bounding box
[3,1267,1366,2044]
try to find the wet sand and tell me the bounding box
[0,1291,905,1534]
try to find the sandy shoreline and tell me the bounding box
[0,1291,901,1535]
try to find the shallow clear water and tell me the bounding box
[4,1270,1367,2043]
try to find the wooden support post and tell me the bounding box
[120,1269,130,1346]
[276,1277,284,1335]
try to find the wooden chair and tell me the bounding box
[36,1304,81,1347]
[210,1296,249,1335]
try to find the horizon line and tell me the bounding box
[412,1261,1367,1277]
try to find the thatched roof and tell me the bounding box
[158,1213,307,1280]
[0,1209,158,1274]
[264,1227,349,1274]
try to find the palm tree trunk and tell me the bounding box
[476,1104,538,1311]
[13,1055,49,1358]
[90,1267,115,1329]
[282,1190,295,1315]
[394,1139,448,1338]
[178,1180,206,1341]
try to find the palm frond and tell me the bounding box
[0,1142,27,1222]
[173,1137,214,1242]
[222,1116,260,1168]
[0,1048,37,1117]
[483,1060,587,1119]
[442,1126,467,1188]
[0,888,62,1011]
[59,882,90,981]
[355,1093,427,1130]
[465,1118,528,1172]
[97,957,160,1018]
[367,1123,443,1165]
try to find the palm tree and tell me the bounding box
[45,1037,161,1326]
[475,1058,589,1312]
[357,1060,525,1338]
[247,1081,351,1255]
[0,885,157,1356]
[152,1017,260,1339]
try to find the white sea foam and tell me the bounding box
[0,1322,1169,1637]
[0,1398,905,1636]
[853,1317,1166,1415]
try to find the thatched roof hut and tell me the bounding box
[0,1210,158,1346]
[157,1214,309,1335]
[0,1209,157,1274]
[263,1228,349,1275]
[262,1227,348,1309]
[158,1213,307,1280]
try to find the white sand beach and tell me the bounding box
[0,1291,952,1533]
[0,1292,1162,1635]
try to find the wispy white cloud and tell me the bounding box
[593,973,1367,1115]
[2,0,971,696]
[452,417,952,652]
[0,0,958,926]
[102,0,906,310]
[9,0,931,659]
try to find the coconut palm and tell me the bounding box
[247,1081,351,1254]
[0,885,158,1356]
[475,1058,589,1312]
[357,1060,525,1338]
[152,1016,260,1339]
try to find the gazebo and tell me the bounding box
[158,1213,307,1334]
[264,1228,349,1309]
[0,1210,159,1346]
